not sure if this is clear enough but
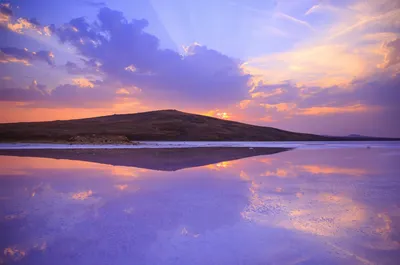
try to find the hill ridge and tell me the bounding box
[0,110,397,142]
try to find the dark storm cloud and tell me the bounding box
[51,7,250,106]
[0,47,54,66]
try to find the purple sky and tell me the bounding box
[0,0,399,137]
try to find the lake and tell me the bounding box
[0,143,399,264]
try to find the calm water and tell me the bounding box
[0,146,399,264]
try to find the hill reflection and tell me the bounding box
[0,147,290,171]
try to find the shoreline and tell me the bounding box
[0,140,399,150]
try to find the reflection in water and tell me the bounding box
[0,147,289,171]
[0,146,399,264]
[71,190,93,200]
[114,184,128,191]
[299,164,367,176]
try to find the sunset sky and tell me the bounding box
[0,0,399,137]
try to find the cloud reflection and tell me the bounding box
[0,147,399,264]
[299,164,368,176]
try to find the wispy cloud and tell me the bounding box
[275,12,314,31]
[296,104,378,116]
[305,4,341,16]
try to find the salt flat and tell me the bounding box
[1,140,400,149]
[0,145,399,264]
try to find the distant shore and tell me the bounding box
[1,141,399,150]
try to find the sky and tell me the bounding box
[0,0,399,137]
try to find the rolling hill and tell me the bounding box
[0,109,395,142]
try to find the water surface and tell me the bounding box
[0,145,399,264]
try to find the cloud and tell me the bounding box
[296,104,377,116]
[251,88,284,99]
[65,61,90,75]
[0,52,30,65]
[305,4,340,16]
[0,3,52,36]
[65,59,102,75]
[330,7,400,40]
[349,0,400,14]
[245,44,368,87]
[0,47,55,66]
[5,17,41,34]
[47,83,114,107]
[216,68,400,136]
[261,102,297,113]
[72,77,94,88]
[0,3,12,24]
[244,0,400,89]
[251,82,301,104]
[0,82,117,109]
[0,80,48,101]
[51,7,250,108]
[298,73,400,111]
[275,12,314,31]
[379,38,400,68]
[81,1,106,7]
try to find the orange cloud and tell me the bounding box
[238,99,251,109]
[260,116,276,122]
[245,45,367,87]
[251,88,284,98]
[297,104,378,116]
[72,78,94,88]
[261,103,297,112]
[0,52,30,65]
[6,18,37,34]
[116,86,141,96]
[116,88,130,95]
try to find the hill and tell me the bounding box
[0,109,396,142]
